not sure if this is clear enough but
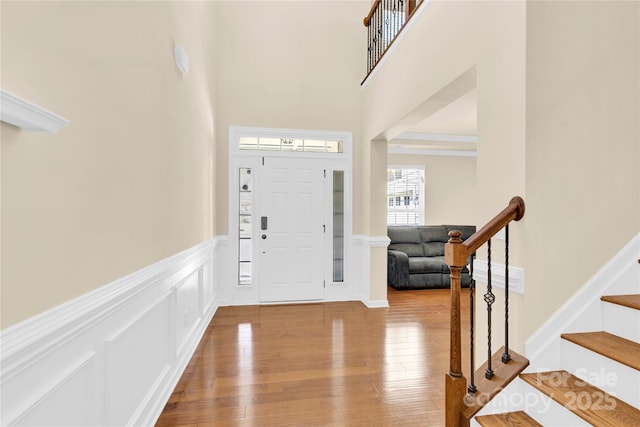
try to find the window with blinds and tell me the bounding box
[387,167,424,225]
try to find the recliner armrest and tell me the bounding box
[387,249,410,288]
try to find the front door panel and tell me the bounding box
[259,157,325,302]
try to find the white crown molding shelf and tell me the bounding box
[0,88,69,133]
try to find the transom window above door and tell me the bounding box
[239,136,343,153]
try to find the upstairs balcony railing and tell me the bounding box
[363,0,423,79]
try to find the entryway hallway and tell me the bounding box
[156,288,470,426]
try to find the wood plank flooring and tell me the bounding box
[155,287,470,426]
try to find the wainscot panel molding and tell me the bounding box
[473,260,525,295]
[0,238,223,426]
[353,235,390,308]
[0,88,70,133]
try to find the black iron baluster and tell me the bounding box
[502,225,511,364]
[484,239,495,379]
[376,7,382,65]
[367,21,372,74]
[393,0,399,40]
[384,0,390,51]
[468,255,477,394]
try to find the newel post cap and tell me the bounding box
[445,230,469,267]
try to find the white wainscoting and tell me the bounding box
[353,234,391,308]
[473,260,525,294]
[0,238,223,427]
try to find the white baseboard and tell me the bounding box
[360,298,390,308]
[0,238,223,427]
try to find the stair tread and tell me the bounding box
[463,347,530,419]
[520,370,640,427]
[560,331,640,371]
[601,294,640,310]
[475,411,542,427]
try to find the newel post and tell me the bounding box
[445,230,470,427]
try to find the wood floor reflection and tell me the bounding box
[156,287,470,426]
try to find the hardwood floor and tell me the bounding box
[156,287,470,426]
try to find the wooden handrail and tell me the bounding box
[445,196,525,267]
[363,0,382,26]
[461,196,525,254]
[444,196,525,427]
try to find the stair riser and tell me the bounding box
[602,302,640,342]
[560,340,640,407]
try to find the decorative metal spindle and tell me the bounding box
[484,239,495,379]
[370,20,375,72]
[378,0,387,52]
[394,0,398,38]
[385,0,390,50]
[367,24,372,73]
[502,225,511,363]
[377,9,382,61]
[468,256,477,394]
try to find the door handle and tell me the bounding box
[261,216,268,230]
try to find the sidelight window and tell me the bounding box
[238,168,253,285]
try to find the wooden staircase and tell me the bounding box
[470,294,640,426]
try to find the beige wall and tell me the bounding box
[214,1,369,235]
[524,1,640,336]
[362,1,527,329]
[388,154,477,226]
[1,1,217,328]
[4,0,636,344]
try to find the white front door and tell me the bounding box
[258,157,325,302]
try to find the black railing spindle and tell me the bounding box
[484,239,495,379]
[363,0,422,77]
[502,224,511,364]
[467,256,477,394]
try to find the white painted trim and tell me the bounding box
[352,234,390,308]
[395,132,477,143]
[365,235,391,247]
[473,260,525,295]
[388,146,477,157]
[360,297,390,309]
[0,88,69,133]
[525,233,640,363]
[0,239,222,427]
